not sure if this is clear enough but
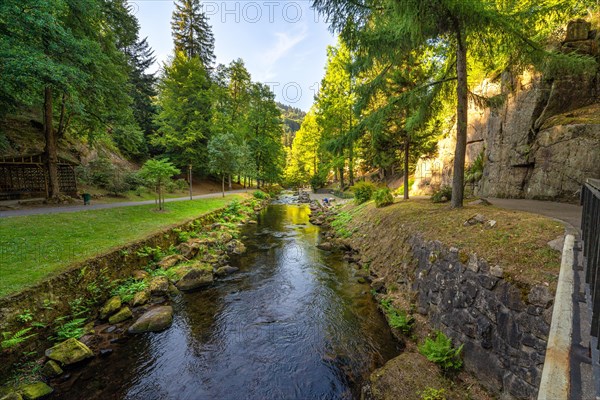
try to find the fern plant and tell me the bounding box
[53,318,87,342]
[380,298,414,335]
[419,331,463,372]
[1,328,37,349]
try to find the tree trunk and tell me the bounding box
[339,167,345,190]
[222,175,225,197]
[228,174,232,190]
[158,184,163,210]
[451,27,468,209]
[44,86,60,199]
[188,165,193,200]
[349,145,355,186]
[243,176,246,188]
[404,136,410,200]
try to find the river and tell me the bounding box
[56,203,399,400]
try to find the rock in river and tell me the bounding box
[45,338,94,366]
[176,268,214,291]
[128,306,173,334]
[19,382,53,400]
[99,296,121,320]
[149,276,170,296]
[214,265,239,277]
[108,307,133,324]
[226,239,246,255]
[131,290,150,307]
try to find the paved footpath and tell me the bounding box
[0,189,248,218]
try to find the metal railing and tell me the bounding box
[582,178,600,344]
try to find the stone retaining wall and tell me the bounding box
[408,235,554,398]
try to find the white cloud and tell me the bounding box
[258,24,308,81]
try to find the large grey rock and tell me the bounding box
[175,268,214,291]
[214,265,239,277]
[128,306,173,333]
[45,338,94,365]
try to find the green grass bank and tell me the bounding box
[0,195,244,297]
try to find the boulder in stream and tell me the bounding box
[40,360,63,378]
[18,382,53,400]
[226,240,246,255]
[108,307,133,324]
[148,276,170,296]
[214,265,239,277]
[317,242,333,251]
[131,290,150,307]
[128,306,173,333]
[176,267,214,291]
[45,338,94,366]
[99,296,121,320]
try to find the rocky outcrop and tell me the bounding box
[45,338,94,366]
[128,306,173,333]
[412,22,600,201]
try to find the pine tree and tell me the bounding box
[171,0,215,68]
[125,37,158,149]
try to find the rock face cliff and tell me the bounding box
[412,20,600,201]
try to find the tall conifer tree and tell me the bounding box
[171,0,215,68]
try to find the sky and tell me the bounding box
[131,0,337,111]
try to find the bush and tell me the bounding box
[253,190,269,200]
[263,184,283,196]
[381,298,414,334]
[352,181,376,204]
[419,331,463,372]
[111,278,148,303]
[310,172,328,191]
[431,186,452,203]
[420,387,447,400]
[373,187,394,208]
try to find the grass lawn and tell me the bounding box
[0,195,243,297]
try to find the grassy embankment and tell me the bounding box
[0,195,244,297]
[334,199,564,289]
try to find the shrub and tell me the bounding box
[253,190,269,200]
[53,318,87,341]
[380,298,414,334]
[420,387,446,400]
[263,184,283,196]
[310,172,328,191]
[112,278,148,303]
[352,181,376,204]
[419,331,463,372]
[431,186,452,203]
[373,187,394,208]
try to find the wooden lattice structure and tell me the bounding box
[0,154,78,200]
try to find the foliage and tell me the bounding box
[171,0,215,67]
[253,190,269,200]
[310,171,329,191]
[419,331,464,372]
[139,158,181,210]
[465,152,484,184]
[207,132,248,196]
[149,267,180,282]
[53,318,87,342]
[16,310,34,324]
[352,181,376,204]
[112,279,148,303]
[380,298,414,334]
[420,387,447,400]
[431,186,452,203]
[373,188,394,208]
[1,329,37,349]
[331,210,356,238]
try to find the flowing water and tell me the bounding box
[55,203,399,400]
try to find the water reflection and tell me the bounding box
[55,205,398,400]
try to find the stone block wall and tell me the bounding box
[408,236,554,399]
